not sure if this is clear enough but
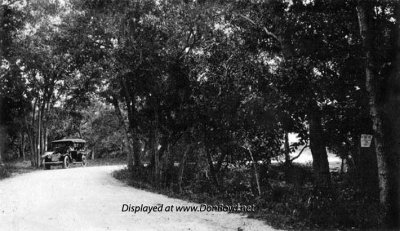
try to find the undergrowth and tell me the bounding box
[113,163,383,230]
[0,164,13,180]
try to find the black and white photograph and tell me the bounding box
[1,0,400,230]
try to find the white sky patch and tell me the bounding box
[257,52,281,73]
[197,67,209,82]
[49,15,62,25]
[213,18,234,37]
[1,59,10,70]
[192,48,204,56]
[313,67,322,76]
[111,38,118,48]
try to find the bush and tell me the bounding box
[0,164,20,180]
[113,162,383,230]
[0,165,12,179]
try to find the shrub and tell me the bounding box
[0,165,11,179]
[0,164,19,180]
[113,162,383,230]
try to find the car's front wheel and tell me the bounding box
[62,156,70,169]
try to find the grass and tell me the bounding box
[0,157,126,180]
[87,157,126,166]
[0,164,14,180]
[0,161,37,180]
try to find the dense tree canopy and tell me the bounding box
[1,0,400,229]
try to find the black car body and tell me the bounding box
[41,138,89,169]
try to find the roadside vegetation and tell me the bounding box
[0,156,125,181]
[114,161,383,230]
[1,0,400,230]
[0,162,36,180]
[0,164,15,180]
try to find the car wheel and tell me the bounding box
[63,156,70,169]
[82,156,87,167]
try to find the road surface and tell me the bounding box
[0,165,278,231]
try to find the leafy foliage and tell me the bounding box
[2,0,400,229]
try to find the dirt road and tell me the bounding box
[0,165,278,231]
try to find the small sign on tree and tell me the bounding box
[361,134,373,148]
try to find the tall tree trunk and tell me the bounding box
[20,132,25,160]
[202,125,221,189]
[204,144,219,189]
[125,133,134,169]
[0,5,3,56]
[40,109,46,166]
[0,6,4,166]
[29,99,37,167]
[111,96,134,169]
[0,126,4,166]
[380,2,400,227]
[125,138,134,169]
[357,0,388,203]
[152,127,160,185]
[357,2,400,228]
[37,107,41,167]
[309,104,330,187]
[246,147,262,196]
[44,127,48,152]
[178,144,193,193]
[42,125,46,152]
[162,143,175,188]
[120,77,142,168]
[28,129,35,166]
[132,134,141,167]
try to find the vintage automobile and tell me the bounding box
[41,138,89,169]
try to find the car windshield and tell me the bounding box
[51,142,73,152]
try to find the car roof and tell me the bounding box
[52,138,86,143]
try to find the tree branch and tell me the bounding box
[237,13,280,42]
[290,144,308,162]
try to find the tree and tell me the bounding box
[357,0,400,228]
[0,1,27,165]
[14,0,94,167]
[229,0,375,188]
